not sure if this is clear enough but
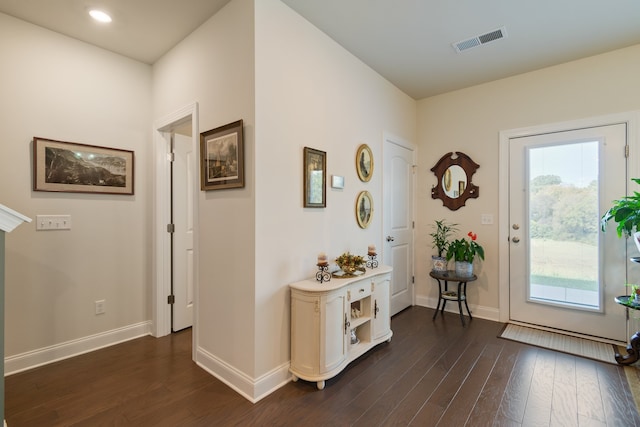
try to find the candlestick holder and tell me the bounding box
[366,253,378,269]
[316,263,331,283]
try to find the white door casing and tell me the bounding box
[382,133,415,316]
[153,103,199,345]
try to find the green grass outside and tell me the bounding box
[530,274,598,291]
[530,238,598,291]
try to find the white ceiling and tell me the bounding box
[2,0,640,100]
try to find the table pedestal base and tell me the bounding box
[615,331,640,365]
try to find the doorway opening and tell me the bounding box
[153,103,199,349]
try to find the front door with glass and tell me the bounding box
[509,123,628,342]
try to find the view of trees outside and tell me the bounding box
[528,141,599,303]
[529,175,599,292]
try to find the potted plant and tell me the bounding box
[601,178,640,253]
[429,219,457,272]
[627,284,640,304]
[335,252,365,275]
[446,231,485,277]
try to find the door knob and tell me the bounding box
[512,237,520,243]
[512,224,520,230]
[386,236,395,242]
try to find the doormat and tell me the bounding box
[499,324,618,365]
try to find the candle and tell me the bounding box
[368,244,376,255]
[317,252,328,265]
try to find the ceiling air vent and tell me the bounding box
[453,26,507,53]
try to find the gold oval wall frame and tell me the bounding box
[356,144,373,182]
[355,190,373,229]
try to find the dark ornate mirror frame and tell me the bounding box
[430,151,480,211]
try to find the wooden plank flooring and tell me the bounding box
[6,306,640,426]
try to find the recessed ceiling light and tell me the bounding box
[89,9,112,23]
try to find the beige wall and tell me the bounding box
[152,0,257,386]
[152,0,415,400]
[254,0,416,381]
[0,14,152,359]
[5,0,639,404]
[416,44,640,316]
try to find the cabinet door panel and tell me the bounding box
[322,292,346,372]
[373,277,391,340]
[291,294,320,375]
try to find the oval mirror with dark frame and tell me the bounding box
[431,151,479,211]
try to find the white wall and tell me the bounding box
[151,0,258,394]
[416,44,640,317]
[153,0,416,401]
[254,0,416,379]
[0,13,152,366]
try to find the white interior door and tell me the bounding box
[509,124,627,342]
[172,132,194,331]
[383,135,414,316]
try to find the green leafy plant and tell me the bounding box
[335,252,364,272]
[446,231,485,263]
[429,219,458,257]
[601,178,640,237]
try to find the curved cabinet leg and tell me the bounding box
[291,374,298,382]
[616,331,640,365]
[317,380,325,390]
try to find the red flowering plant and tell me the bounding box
[446,232,485,263]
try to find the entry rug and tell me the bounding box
[499,324,618,365]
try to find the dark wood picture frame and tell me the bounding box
[200,119,244,191]
[303,147,326,208]
[33,137,134,195]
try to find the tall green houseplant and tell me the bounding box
[429,219,457,272]
[601,178,640,237]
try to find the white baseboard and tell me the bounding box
[195,346,291,403]
[4,321,152,376]
[415,294,500,322]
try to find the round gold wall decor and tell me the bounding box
[355,191,373,229]
[356,144,373,182]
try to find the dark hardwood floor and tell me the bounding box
[6,306,640,426]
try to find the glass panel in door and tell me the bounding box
[528,141,599,309]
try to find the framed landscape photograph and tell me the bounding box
[33,137,134,195]
[356,144,373,182]
[200,119,244,191]
[303,147,326,208]
[356,190,373,228]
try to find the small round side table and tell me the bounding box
[430,270,477,326]
[614,295,640,365]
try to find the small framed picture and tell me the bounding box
[356,191,373,228]
[33,137,134,195]
[303,147,326,208]
[200,119,244,191]
[356,144,373,182]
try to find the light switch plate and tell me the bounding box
[481,214,494,225]
[36,215,71,230]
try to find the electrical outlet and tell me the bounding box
[95,300,106,315]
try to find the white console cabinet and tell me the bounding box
[289,265,392,390]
